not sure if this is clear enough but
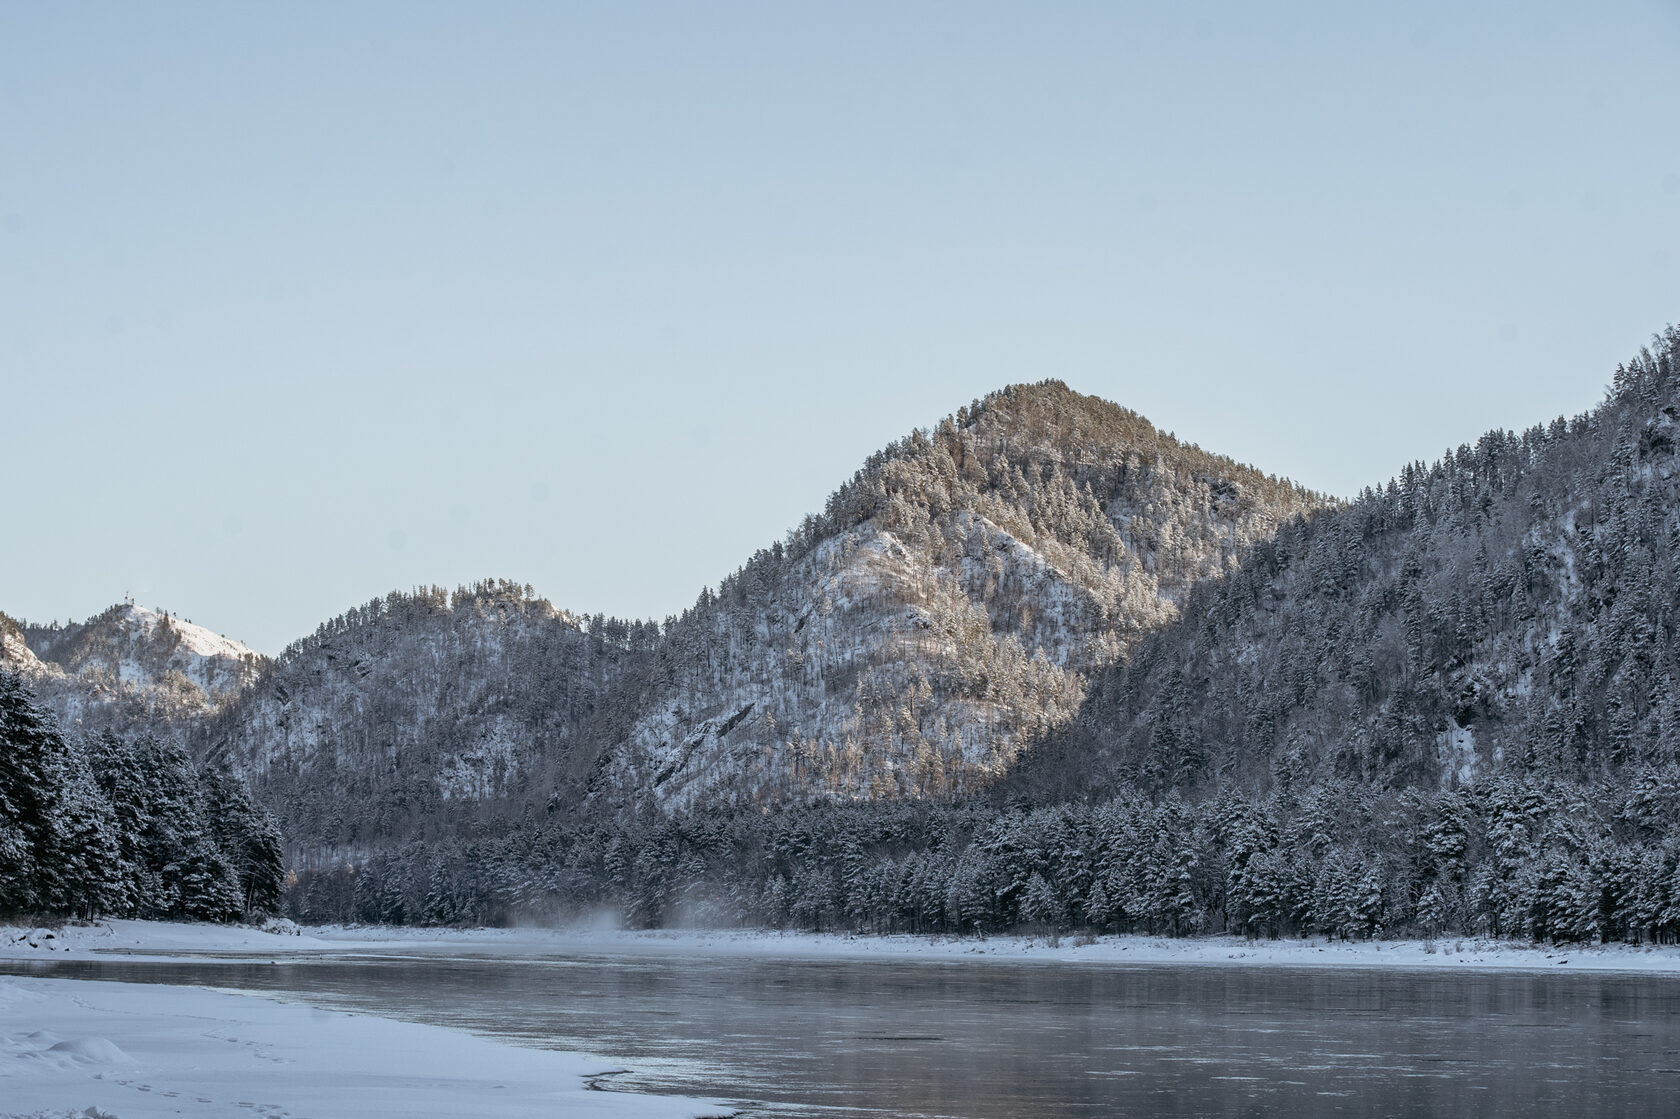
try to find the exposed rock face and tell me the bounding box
[0,613,42,674]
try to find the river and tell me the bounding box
[7,945,1680,1117]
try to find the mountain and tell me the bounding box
[197,581,657,857]
[605,381,1327,809]
[193,381,1325,861]
[451,329,1680,944]
[1007,328,1680,805]
[1,603,266,735]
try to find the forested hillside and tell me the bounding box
[190,385,1322,869]
[16,331,1680,946]
[1012,327,1680,801]
[0,670,282,921]
[607,381,1324,807]
[198,580,658,861]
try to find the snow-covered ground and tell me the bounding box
[0,920,734,1119]
[0,919,338,960]
[0,973,731,1119]
[7,918,1680,975]
[319,924,1680,974]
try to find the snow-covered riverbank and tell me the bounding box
[0,972,731,1119]
[8,917,1680,975]
[315,924,1680,974]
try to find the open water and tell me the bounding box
[8,946,1680,1117]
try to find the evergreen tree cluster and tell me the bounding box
[283,766,1680,944]
[0,670,281,921]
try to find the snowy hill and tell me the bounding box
[604,381,1327,808]
[1008,328,1680,803]
[198,581,656,855]
[3,602,266,733]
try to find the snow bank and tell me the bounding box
[610,928,1680,975]
[0,919,342,960]
[13,918,1680,976]
[502,927,1680,974]
[0,974,732,1119]
[12,917,1679,976]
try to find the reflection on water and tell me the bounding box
[7,948,1680,1118]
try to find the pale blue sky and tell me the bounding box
[4,2,1678,653]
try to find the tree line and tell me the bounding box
[0,670,282,921]
[284,766,1680,944]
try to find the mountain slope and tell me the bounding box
[1008,328,1680,802]
[2,603,266,734]
[606,380,1328,807]
[257,326,1680,943]
[199,580,656,856]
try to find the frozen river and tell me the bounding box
[8,945,1680,1117]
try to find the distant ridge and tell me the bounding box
[3,602,266,734]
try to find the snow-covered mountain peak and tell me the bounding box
[111,603,259,669]
[7,600,268,732]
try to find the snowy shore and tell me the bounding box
[8,917,1680,975]
[0,973,731,1119]
[323,924,1680,974]
[0,922,735,1119]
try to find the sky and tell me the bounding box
[3,1,1679,654]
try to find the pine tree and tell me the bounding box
[0,671,120,917]
[0,672,46,912]
[201,770,285,915]
[171,832,244,922]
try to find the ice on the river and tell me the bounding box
[0,972,732,1119]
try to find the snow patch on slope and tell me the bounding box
[1436,722,1478,788]
[98,604,259,697]
[0,621,46,675]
